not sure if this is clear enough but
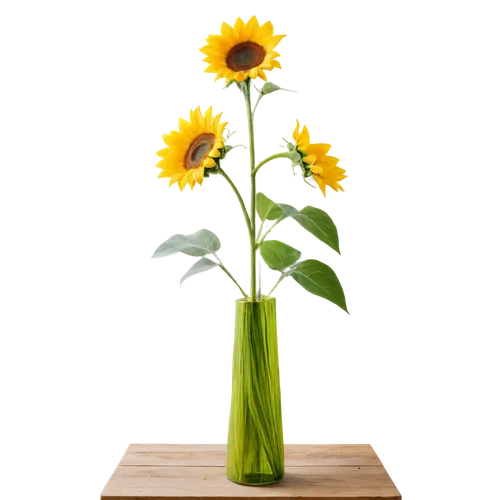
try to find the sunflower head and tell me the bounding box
[156,107,228,191]
[290,120,347,196]
[200,16,285,84]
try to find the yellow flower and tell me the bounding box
[292,120,347,196]
[200,16,285,84]
[156,107,228,191]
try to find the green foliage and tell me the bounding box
[259,82,296,96]
[255,191,276,223]
[177,257,219,285]
[267,201,299,222]
[259,238,302,272]
[222,80,236,91]
[291,206,340,254]
[151,229,221,258]
[289,260,348,313]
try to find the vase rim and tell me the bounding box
[236,295,276,304]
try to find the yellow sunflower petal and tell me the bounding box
[220,22,233,37]
[307,143,332,159]
[257,67,267,80]
[260,20,274,38]
[191,167,204,191]
[268,34,286,51]
[235,71,246,82]
[245,15,260,38]
[249,67,259,79]
[232,14,246,42]
[203,157,216,168]
[302,154,317,165]
[313,174,327,197]
[310,165,323,174]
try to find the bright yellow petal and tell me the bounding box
[248,67,259,79]
[235,71,246,82]
[302,154,317,165]
[313,175,327,197]
[307,143,331,160]
[234,17,245,35]
[267,34,286,51]
[203,157,216,168]
[260,20,274,38]
[220,22,233,37]
[257,67,267,80]
[310,165,323,174]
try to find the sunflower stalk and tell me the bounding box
[243,79,258,300]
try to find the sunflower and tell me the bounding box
[156,107,228,191]
[292,120,347,196]
[200,16,285,84]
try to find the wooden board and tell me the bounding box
[101,444,401,500]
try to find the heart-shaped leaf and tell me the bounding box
[151,229,221,258]
[291,206,340,254]
[260,240,301,272]
[260,82,296,95]
[256,193,283,221]
[180,257,219,286]
[289,259,348,313]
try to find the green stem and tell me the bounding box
[251,151,294,177]
[262,273,283,299]
[214,253,248,298]
[252,92,263,118]
[243,79,257,300]
[257,253,263,299]
[256,215,285,248]
[219,167,253,243]
[268,274,286,297]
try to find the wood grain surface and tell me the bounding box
[101,444,401,500]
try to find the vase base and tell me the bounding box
[227,473,283,486]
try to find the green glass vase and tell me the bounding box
[226,297,284,485]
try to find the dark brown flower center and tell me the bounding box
[184,134,216,170]
[226,42,265,72]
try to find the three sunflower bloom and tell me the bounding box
[156,16,347,196]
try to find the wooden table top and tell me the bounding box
[101,444,401,500]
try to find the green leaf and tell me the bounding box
[151,229,221,258]
[180,257,219,286]
[260,82,296,95]
[267,201,299,221]
[255,191,276,222]
[260,240,301,272]
[289,259,348,313]
[290,206,340,254]
[222,80,236,91]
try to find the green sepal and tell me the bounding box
[222,80,236,92]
